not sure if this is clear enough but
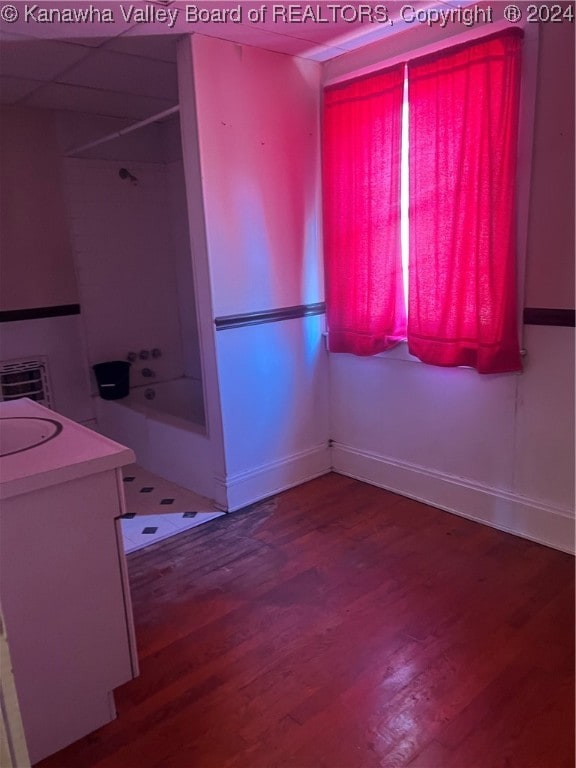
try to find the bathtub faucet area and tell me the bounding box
[125,349,162,380]
[126,348,162,363]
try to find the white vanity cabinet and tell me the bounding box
[0,399,138,765]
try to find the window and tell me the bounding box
[323,29,524,374]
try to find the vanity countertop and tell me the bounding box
[0,399,135,500]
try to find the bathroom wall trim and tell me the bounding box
[0,304,81,323]
[215,302,326,331]
[3,304,569,327]
[331,442,575,555]
[523,307,575,327]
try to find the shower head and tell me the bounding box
[119,168,138,185]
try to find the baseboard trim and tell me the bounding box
[218,444,331,512]
[331,443,575,554]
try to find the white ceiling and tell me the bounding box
[0,0,470,121]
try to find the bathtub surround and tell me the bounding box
[63,157,190,386]
[167,156,203,381]
[59,111,178,165]
[121,377,204,424]
[60,113,211,501]
[59,100,223,503]
[67,108,180,158]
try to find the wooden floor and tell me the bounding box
[39,473,574,768]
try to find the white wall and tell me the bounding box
[0,106,93,424]
[0,107,78,311]
[192,37,323,319]
[330,328,574,553]
[215,315,330,509]
[187,35,330,510]
[514,326,574,510]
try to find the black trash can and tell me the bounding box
[93,361,131,400]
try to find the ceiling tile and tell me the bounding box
[334,25,404,52]
[245,16,367,45]
[324,1,464,52]
[0,75,44,103]
[155,2,341,53]
[146,19,334,58]
[210,28,334,57]
[102,33,179,62]
[1,2,137,43]
[304,43,353,63]
[56,49,178,99]
[23,81,177,119]
[0,33,91,81]
[0,1,466,119]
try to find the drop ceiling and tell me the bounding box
[0,0,471,120]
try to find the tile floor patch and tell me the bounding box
[120,464,225,554]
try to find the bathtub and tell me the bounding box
[95,377,216,501]
[125,377,205,426]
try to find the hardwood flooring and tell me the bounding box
[38,473,575,768]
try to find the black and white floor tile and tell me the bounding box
[119,464,225,554]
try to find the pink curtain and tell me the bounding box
[323,65,406,355]
[407,30,523,374]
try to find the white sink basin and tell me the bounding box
[0,416,62,457]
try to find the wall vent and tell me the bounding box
[0,357,52,409]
